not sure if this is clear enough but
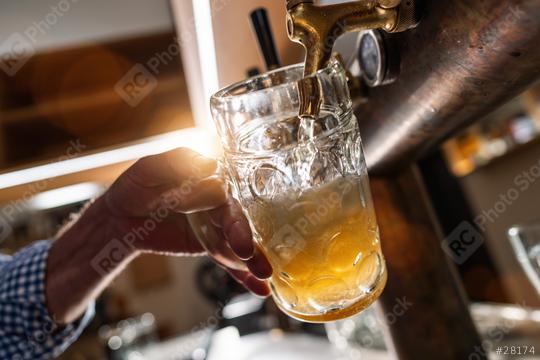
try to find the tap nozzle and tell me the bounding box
[286,0,419,76]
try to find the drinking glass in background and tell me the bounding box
[326,302,540,360]
[199,59,386,322]
[508,220,540,295]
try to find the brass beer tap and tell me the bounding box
[286,0,420,117]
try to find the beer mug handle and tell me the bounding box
[187,160,247,271]
[187,212,247,271]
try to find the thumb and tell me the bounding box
[162,176,228,214]
[106,148,222,217]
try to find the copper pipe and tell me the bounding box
[358,0,540,174]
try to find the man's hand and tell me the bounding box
[105,148,273,292]
[46,149,272,325]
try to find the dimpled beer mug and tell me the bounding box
[210,60,387,322]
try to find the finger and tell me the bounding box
[246,246,273,280]
[107,148,219,216]
[162,177,228,214]
[244,276,271,298]
[209,199,254,260]
[202,225,272,279]
[227,269,271,298]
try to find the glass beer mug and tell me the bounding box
[204,60,387,322]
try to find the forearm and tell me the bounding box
[46,196,139,325]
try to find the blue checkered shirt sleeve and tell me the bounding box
[0,241,95,359]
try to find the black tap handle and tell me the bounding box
[250,8,281,70]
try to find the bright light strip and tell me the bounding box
[192,0,219,127]
[29,182,104,210]
[222,295,265,319]
[500,307,528,321]
[0,128,219,190]
[206,327,242,360]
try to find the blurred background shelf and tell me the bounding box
[444,82,540,178]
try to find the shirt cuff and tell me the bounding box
[0,241,95,359]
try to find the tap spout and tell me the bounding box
[286,0,419,76]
